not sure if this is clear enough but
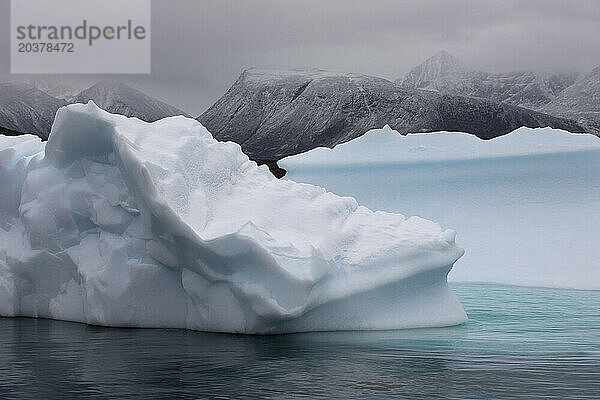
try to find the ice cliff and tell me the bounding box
[0,102,466,333]
[281,126,600,290]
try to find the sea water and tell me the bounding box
[1,283,598,399]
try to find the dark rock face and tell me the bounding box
[397,51,600,137]
[0,82,67,139]
[198,69,586,160]
[256,160,287,178]
[397,51,578,110]
[73,81,188,123]
[0,126,24,137]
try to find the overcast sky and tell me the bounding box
[1,0,600,114]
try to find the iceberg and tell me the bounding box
[0,103,466,333]
[281,126,600,290]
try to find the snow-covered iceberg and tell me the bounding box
[0,103,466,333]
[281,126,600,290]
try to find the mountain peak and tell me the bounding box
[0,81,67,138]
[25,76,91,101]
[73,81,187,122]
[418,50,466,75]
[398,51,468,90]
[83,80,137,94]
[0,80,69,106]
[428,50,463,66]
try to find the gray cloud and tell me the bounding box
[1,0,599,114]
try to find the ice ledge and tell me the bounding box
[280,125,600,169]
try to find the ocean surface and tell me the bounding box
[1,283,598,399]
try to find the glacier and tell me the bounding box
[0,102,466,333]
[281,126,600,290]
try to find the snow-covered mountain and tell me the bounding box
[72,81,188,122]
[0,81,66,138]
[541,66,600,134]
[0,80,187,139]
[399,50,472,92]
[199,68,585,160]
[26,76,92,102]
[397,51,578,110]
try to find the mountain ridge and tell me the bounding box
[199,68,586,161]
[0,80,187,138]
[541,66,600,134]
[73,81,189,122]
[397,51,580,110]
[0,81,67,139]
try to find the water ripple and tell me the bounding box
[0,283,598,399]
